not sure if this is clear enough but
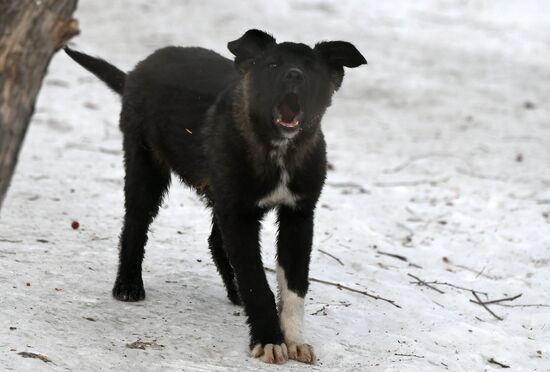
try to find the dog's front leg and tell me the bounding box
[215,209,288,364]
[276,206,316,364]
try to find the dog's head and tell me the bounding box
[228,29,366,141]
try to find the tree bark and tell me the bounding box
[0,0,79,210]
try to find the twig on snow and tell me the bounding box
[326,182,370,194]
[496,303,550,308]
[377,250,408,262]
[456,167,507,182]
[17,352,53,364]
[383,153,464,174]
[310,306,327,316]
[407,273,445,294]
[488,357,510,368]
[408,275,490,298]
[471,294,522,306]
[470,291,503,321]
[424,281,488,296]
[453,263,501,280]
[310,277,402,309]
[394,353,424,359]
[378,250,422,268]
[265,267,401,308]
[320,232,333,244]
[0,238,23,243]
[475,266,486,278]
[318,248,344,266]
[374,177,450,188]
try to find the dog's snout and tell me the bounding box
[284,68,304,84]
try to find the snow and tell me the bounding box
[1,0,550,371]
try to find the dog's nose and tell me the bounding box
[284,68,304,84]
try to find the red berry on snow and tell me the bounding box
[71,221,80,230]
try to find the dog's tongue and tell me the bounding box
[280,102,296,123]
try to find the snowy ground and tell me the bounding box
[2,1,550,371]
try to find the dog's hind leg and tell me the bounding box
[208,217,241,305]
[112,136,171,302]
[276,206,316,364]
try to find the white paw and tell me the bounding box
[251,343,289,364]
[287,343,315,364]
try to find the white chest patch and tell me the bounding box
[257,168,298,208]
[257,141,299,208]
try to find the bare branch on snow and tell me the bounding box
[265,267,401,308]
[407,273,445,294]
[470,291,503,321]
[318,248,344,266]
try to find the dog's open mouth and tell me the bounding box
[274,93,303,129]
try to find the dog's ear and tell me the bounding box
[314,41,366,91]
[228,29,276,73]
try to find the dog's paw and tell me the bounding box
[112,281,145,302]
[251,343,288,364]
[287,343,315,364]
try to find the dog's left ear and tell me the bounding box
[314,41,367,91]
[228,29,276,73]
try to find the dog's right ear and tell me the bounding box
[314,41,367,92]
[228,29,276,73]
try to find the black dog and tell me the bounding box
[65,29,365,364]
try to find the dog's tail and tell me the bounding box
[64,47,126,95]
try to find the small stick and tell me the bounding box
[454,263,501,280]
[326,182,369,194]
[310,277,402,309]
[471,294,522,305]
[318,249,344,266]
[425,281,488,296]
[496,303,550,308]
[0,238,23,243]
[470,291,503,320]
[374,176,449,188]
[17,352,53,364]
[320,233,333,244]
[377,250,408,262]
[456,167,506,182]
[265,267,401,308]
[394,353,424,359]
[383,153,457,174]
[310,305,327,316]
[407,273,445,294]
[488,358,510,368]
[475,266,486,279]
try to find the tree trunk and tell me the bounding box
[0,0,79,210]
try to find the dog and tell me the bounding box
[65,29,366,364]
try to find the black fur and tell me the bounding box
[65,30,365,357]
[64,47,126,94]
